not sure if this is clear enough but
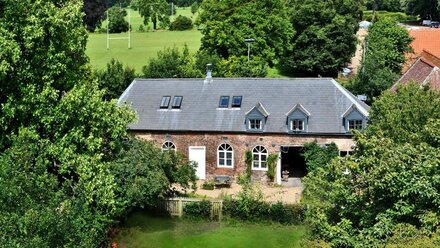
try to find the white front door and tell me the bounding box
[189,146,206,180]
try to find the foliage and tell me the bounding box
[95,59,137,100]
[197,0,294,64]
[403,0,440,20]
[143,45,202,78]
[107,6,130,33]
[266,153,279,183]
[0,1,197,246]
[217,56,268,78]
[137,0,170,30]
[183,200,212,220]
[366,0,404,12]
[223,183,304,224]
[244,150,253,181]
[303,142,339,172]
[170,15,193,30]
[281,0,362,77]
[111,138,197,210]
[363,11,418,22]
[190,2,199,15]
[351,18,412,102]
[202,180,215,190]
[303,84,440,247]
[83,0,106,32]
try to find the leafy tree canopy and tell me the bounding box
[83,0,106,32]
[94,59,137,100]
[107,5,130,33]
[304,84,440,246]
[137,0,170,30]
[403,0,440,20]
[196,0,294,64]
[280,0,363,77]
[350,18,412,102]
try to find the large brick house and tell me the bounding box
[118,78,369,184]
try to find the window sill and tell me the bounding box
[217,165,234,169]
[216,108,241,110]
[157,109,182,112]
[252,168,268,171]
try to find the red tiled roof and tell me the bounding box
[403,29,440,73]
[393,51,440,91]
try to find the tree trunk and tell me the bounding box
[153,17,157,30]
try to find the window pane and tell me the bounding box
[219,96,229,108]
[219,152,224,159]
[226,159,232,166]
[160,96,171,108]
[261,162,267,168]
[232,96,242,107]
[261,154,267,162]
[226,152,232,159]
[219,158,225,166]
[172,96,183,108]
[253,161,259,168]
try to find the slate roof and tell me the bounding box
[118,78,369,135]
[394,52,440,91]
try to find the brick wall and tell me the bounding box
[133,131,355,182]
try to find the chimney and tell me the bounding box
[204,63,213,84]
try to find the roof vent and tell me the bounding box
[357,95,367,101]
[204,63,213,84]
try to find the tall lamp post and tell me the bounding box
[244,38,255,62]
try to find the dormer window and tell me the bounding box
[348,120,363,130]
[160,96,171,109]
[290,119,304,131]
[245,102,269,132]
[171,96,183,109]
[286,104,310,133]
[219,96,229,108]
[342,104,368,132]
[249,119,263,130]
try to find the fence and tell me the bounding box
[162,197,223,221]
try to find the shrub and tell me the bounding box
[183,200,212,220]
[202,180,215,190]
[107,6,129,33]
[170,15,193,31]
[266,153,278,183]
[218,56,268,78]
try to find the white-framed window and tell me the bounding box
[339,150,353,157]
[162,141,176,151]
[348,120,363,130]
[217,144,233,168]
[248,119,262,130]
[290,119,304,131]
[252,145,268,170]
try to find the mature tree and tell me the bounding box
[83,0,106,32]
[403,0,440,20]
[303,84,440,246]
[143,45,201,78]
[107,5,130,33]
[137,0,170,30]
[367,0,404,12]
[280,0,362,77]
[196,0,294,64]
[95,59,137,100]
[190,1,199,15]
[0,0,195,246]
[351,18,412,102]
[0,0,89,150]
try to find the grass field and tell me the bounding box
[86,7,201,72]
[115,211,307,248]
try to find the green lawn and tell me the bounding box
[115,211,307,248]
[87,7,201,72]
[86,30,202,72]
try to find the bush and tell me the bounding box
[170,15,193,31]
[202,180,215,190]
[183,200,212,220]
[107,6,129,33]
[218,56,268,78]
[270,202,305,224]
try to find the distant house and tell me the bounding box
[393,50,440,91]
[404,29,440,73]
[118,78,369,184]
